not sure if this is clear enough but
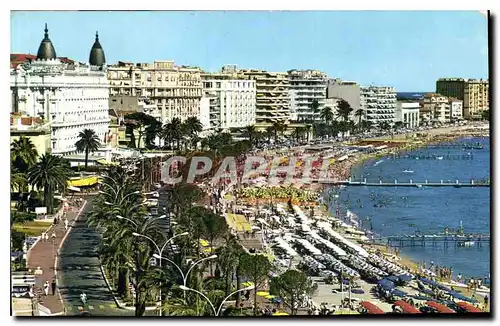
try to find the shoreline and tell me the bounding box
[321,125,490,277]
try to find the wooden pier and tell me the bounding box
[369,234,490,248]
[317,178,490,188]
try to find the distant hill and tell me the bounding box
[397,92,428,100]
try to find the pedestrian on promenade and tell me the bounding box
[484,295,489,309]
[51,279,56,295]
[64,218,69,231]
[41,232,46,241]
[44,232,49,241]
[43,281,49,296]
[51,231,56,241]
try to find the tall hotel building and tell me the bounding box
[360,86,397,125]
[107,60,204,124]
[10,26,110,155]
[238,69,290,124]
[202,65,256,132]
[436,78,489,119]
[287,69,328,122]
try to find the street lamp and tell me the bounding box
[179,285,255,316]
[153,254,217,288]
[133,231,189,315]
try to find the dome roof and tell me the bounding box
[37,24,57,60]
[89,31,106,67]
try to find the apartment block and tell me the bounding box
[360,86,397,126]
[238,69,290,124]
[326,79,361,112]
[421,93,450,123]
[202,67,256,132]
[288,69,327,122]
[107,60,203,124]
[436,78,489,119]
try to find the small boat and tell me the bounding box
[403,170,414,173]
[415,184,423,188]
[436,156,443,160]
[458,241,475,247]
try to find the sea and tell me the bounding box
[326,136,490,280]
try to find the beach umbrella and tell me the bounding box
[391,289,408,297]
[271,298,283,303]
[378,279,395,290]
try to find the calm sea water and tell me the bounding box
[327,137,490,279]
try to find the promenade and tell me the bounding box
[27,200,85,315]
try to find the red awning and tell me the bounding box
[455,301,482,313]
[360,301,385,314]
[394,300,421,314]
[425,301,455,313]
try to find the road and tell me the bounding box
[57,198,134,316]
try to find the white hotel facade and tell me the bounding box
[10,26,110,156]
[202,66,256,132]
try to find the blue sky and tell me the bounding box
[11,11,488,91]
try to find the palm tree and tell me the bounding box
[183,117,203,150]
[336,99,353,122]
[11,163,27,192]
[310,99,320,123]
[354,109,364,127]
[162,118,182,150]
[75,129,101,170]
[11,136,38,172]
[272,121,286,142]
[320,107,334,125]
[265,126,275,143]
[27,154,71,213]
[242,125,257,146]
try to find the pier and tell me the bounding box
[369,233,490,248]
[317,178,490,188]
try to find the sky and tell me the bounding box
[10,11,489,91]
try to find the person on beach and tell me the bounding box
[43,281,49,296]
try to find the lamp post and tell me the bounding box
[153,254,217,289]
[115,214,165,316]
[179,285,255,316]
[132,231,189,315]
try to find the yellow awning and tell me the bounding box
[272,312,289,316]
[68,176,100,187]
[265,295,276,299]
[256,291,270,297]
[199,239,209,247]
[241,282,254,287]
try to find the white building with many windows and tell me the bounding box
[202,72,256,132]
[287,69,327,122]
[360,86,397,126]
[10,26,110,156]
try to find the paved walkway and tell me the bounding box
[57,198,135,316]
[27,200,85,315]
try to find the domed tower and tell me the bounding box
[89,31,106,67]
[37,23,57,60]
